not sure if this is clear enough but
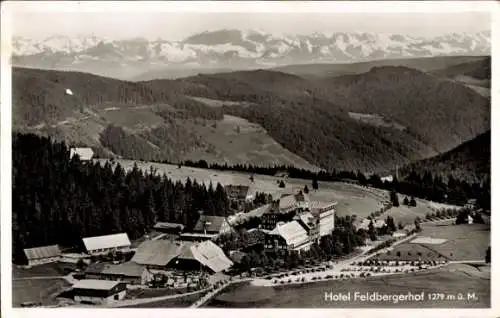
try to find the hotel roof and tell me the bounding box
[269,221,309,247]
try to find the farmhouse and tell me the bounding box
[181,215,231,241]
[84,262,151,285]
[132,239,233,273]
[70,147,94,161]
[189,240,234,273]
[72,279,127,304]
[265,221,312,252]
[82,233,131,255]
[132,240,189,270]
[23,244,61,266]
[153,222,185,234]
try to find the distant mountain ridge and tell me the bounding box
[12,29,490,80]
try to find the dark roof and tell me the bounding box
[132,240,191,266]
[230,251,247,263]
[242,230,265,248]
[24,245,61,261]
[85,262,145,277]
[153,222,185,231]
[193,215,226,233]
[224,185,250,198]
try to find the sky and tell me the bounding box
[8,2,492,40]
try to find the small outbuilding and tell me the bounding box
[72,279,127,304]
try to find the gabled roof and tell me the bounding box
[72,279,120,291]
[193,215,227,233]
[190,241,233,273]
[132,240,190,266]
[82,233,131,252]
[85,262,145,277]
[269,221,309,247]
[70,147,94,161]
[24,244,61,261]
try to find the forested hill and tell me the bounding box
[12,133,230,263]
[13,62,490,173]
[398,131,490,184]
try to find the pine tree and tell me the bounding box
[390,190,400,207]
[312,178,319,190]
[403,197,409,206]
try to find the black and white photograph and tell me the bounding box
[0,1,496,316]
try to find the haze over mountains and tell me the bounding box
[12,53,490,176]
[12,29,490,80]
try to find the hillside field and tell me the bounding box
[98,159,459,226]
[418,224,490,261]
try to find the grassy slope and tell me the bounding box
[12,67,318,170]
[99,159,459,226]
[13,60,490,174]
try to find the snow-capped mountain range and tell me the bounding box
[12,29,491,80]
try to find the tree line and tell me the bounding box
[12,133,230,263]
[170,160,490,211]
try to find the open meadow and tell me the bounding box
[99,159,459,227]
[207,265,490,308]
[417,224,490,261]
[12,279,71,307]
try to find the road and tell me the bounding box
[192,233,419,307]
